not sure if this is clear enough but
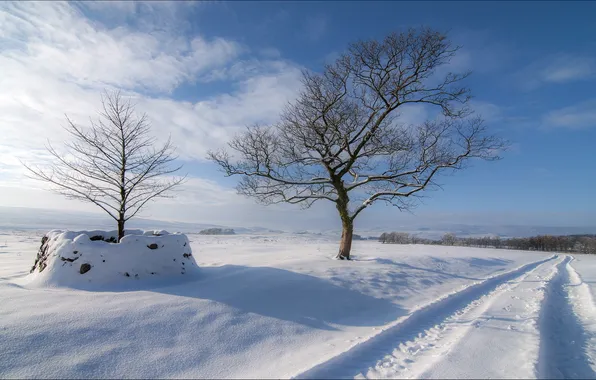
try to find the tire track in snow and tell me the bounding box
[294,255,557,379]
[537,256,596,379]
[566,258,596,326]
[404,253,563,379]
[566,258,596,375]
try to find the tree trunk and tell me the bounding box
[117,217,125,243]
[336,221,354,260]
[334,185,353,260]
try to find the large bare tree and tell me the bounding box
[209,28,506,259]
[24,91,185,242]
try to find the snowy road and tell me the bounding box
[1,232,596,379]
[296,255,596,379]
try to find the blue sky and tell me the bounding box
[0,1,595,230]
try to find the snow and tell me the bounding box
[386,255,562,379]
[1,230,595,379]
[25,229,197,289]
[537,257,596,379]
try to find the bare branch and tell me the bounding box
[208,27,508,259]
[23,90,186,241]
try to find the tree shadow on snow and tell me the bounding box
[153,265,406,331]
[461,257,513,267]
[355,257,482,281]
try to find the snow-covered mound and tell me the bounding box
[27,229,197,288]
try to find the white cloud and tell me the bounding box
[542,99,596,130]
[0,2,304,163]
[1,2,242,93]
[133,64,302,160]
[0,1,306,222]
[0,4,531,230]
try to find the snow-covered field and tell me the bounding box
[1,230,595,379]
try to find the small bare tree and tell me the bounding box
[24,91,185,242]
[209,28,506,260]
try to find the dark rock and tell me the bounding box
[31,235,51,273]
[124,272,130,277]
[90,235,117,243]
[183,253,192,258]
[61,256,79,263]
[73,250,78,254]
[147,243,159,250]
[102,260,105,263]
[79,263,91,274]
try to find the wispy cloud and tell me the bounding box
[73,1,203,34]
[449,29,516,74]
[469,101,502,122]
[542,99,596,130]
[515,53,596,90]
[540,56,595,83]
[302,14,327,42]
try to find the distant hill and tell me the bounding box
[0,206,221,233]
[0,206,593,239]
[0,206,271,235]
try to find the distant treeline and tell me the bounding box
[198,228,235,235]
[353,234,378,241]
[379,232,596,254]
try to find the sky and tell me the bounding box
[0,1,595,231]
